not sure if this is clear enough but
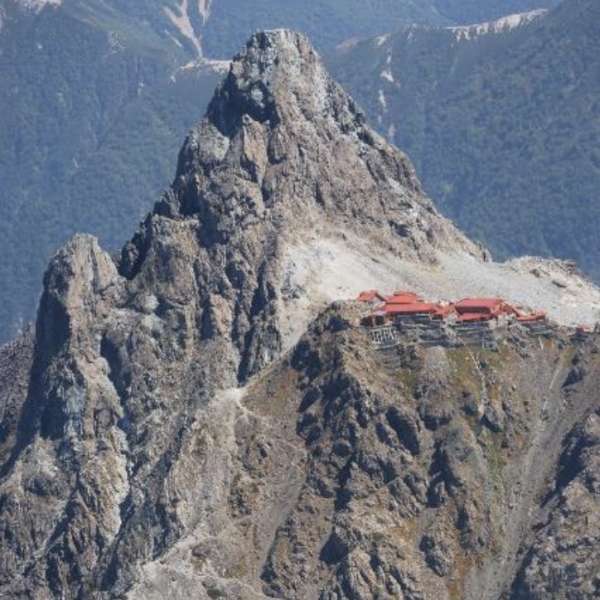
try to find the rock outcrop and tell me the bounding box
[0,29,599,599]
[120,28,483,381]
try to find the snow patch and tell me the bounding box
[15,0,62,10]
[380,68,394,83]
[164,0,203,57]
[166,31,183,48]
[380,51,394,83]
[179,57,230,73]
[336,38,360,53]
[378,89,387,111]
[449,9,547,42]
[375,33,390,47]
[170,57,230,84]
[197,0,212,24]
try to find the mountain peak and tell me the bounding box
[187,28,344,159]
[2,27,600,599]
[120,30,479,379]
[217,29,334,124]
[175,27,419,191]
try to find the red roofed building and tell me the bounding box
[454,298,518,321]
[435,304,456,319]
[386,291,423,305]
[384,302,455,322]
[517,311,547,323]
[455,298,502,312]
[361,288,549,341]
[457,312,492,323]
[384,302,439,316]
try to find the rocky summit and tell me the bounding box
[0,29,599,599]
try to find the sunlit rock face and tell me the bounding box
[0,28,598,600]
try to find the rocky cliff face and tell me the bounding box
[0,29,599,599]
[0,0,574,347]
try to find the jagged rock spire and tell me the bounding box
[118,29,479,380]
[5,28,599,600]
[174,29,422,194]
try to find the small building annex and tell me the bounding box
[453,298,517,323]
[359,290,546,328]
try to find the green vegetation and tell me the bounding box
[0,2,219,342]
[446,347,480,395]
[330,0,600,281]
[0,0,563,341]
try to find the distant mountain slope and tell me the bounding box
[200,0,559,56]
[0,1,221,341]
[329,0,600,279]
[433,0,558,22]
[0,31,599,599]
[0,0,560,342]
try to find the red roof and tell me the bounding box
[457,312,494,323]
[362,289,546,327]
[455,298,503,310]
[517,311,546,323]
[384,302,439,315]
[386,291,422,305]
[453,298,521,317]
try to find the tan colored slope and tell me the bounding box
[278,232,600,351]
[126,303,600,599]
[0,28,599,600]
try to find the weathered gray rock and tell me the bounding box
[510,409,600,598]
[0,28,598,600]
[0,29,475,599]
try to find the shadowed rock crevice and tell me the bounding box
[0,27,599,600]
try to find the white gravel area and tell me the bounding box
[281,234,600,347]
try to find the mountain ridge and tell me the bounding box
[0,0,563,343]
[447,7,547,39]
[329,0,600,279]
[0,29,599,599]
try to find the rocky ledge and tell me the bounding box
[0,29,598,599]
